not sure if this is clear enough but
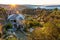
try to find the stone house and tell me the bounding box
[7,14,25,31]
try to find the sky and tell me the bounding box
[0,0,60,5]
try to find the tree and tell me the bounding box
[0,7,7,20]
[28,21,59,40]
[3,22,12,32]
[54,8,58,11]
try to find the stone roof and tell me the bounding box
[8,14,25,20]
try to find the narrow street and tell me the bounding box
[15,31,27,40]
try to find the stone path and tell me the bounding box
[15,31,27,40]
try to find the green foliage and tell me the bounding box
[43,21,55,27]
[3,22,12,31]
[5,35,17,40]
[54,8,58,11]
[0,7,7,20]
[24,18,43,32]
[25,19,42,28]
[29,21,59,40]
[2,7,60,40]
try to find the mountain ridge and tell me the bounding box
[0,4,60,9]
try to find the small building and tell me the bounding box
[7,14,25,31]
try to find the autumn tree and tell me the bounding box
[0,7,7,20]
[28,21,59,40]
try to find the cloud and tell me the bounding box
[0,0,60,5]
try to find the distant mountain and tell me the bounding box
[45,5,60,9]
[24,5,60,9]
[46,5,60,7]
[0,4,60,9]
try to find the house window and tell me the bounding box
[14,20,16,22]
